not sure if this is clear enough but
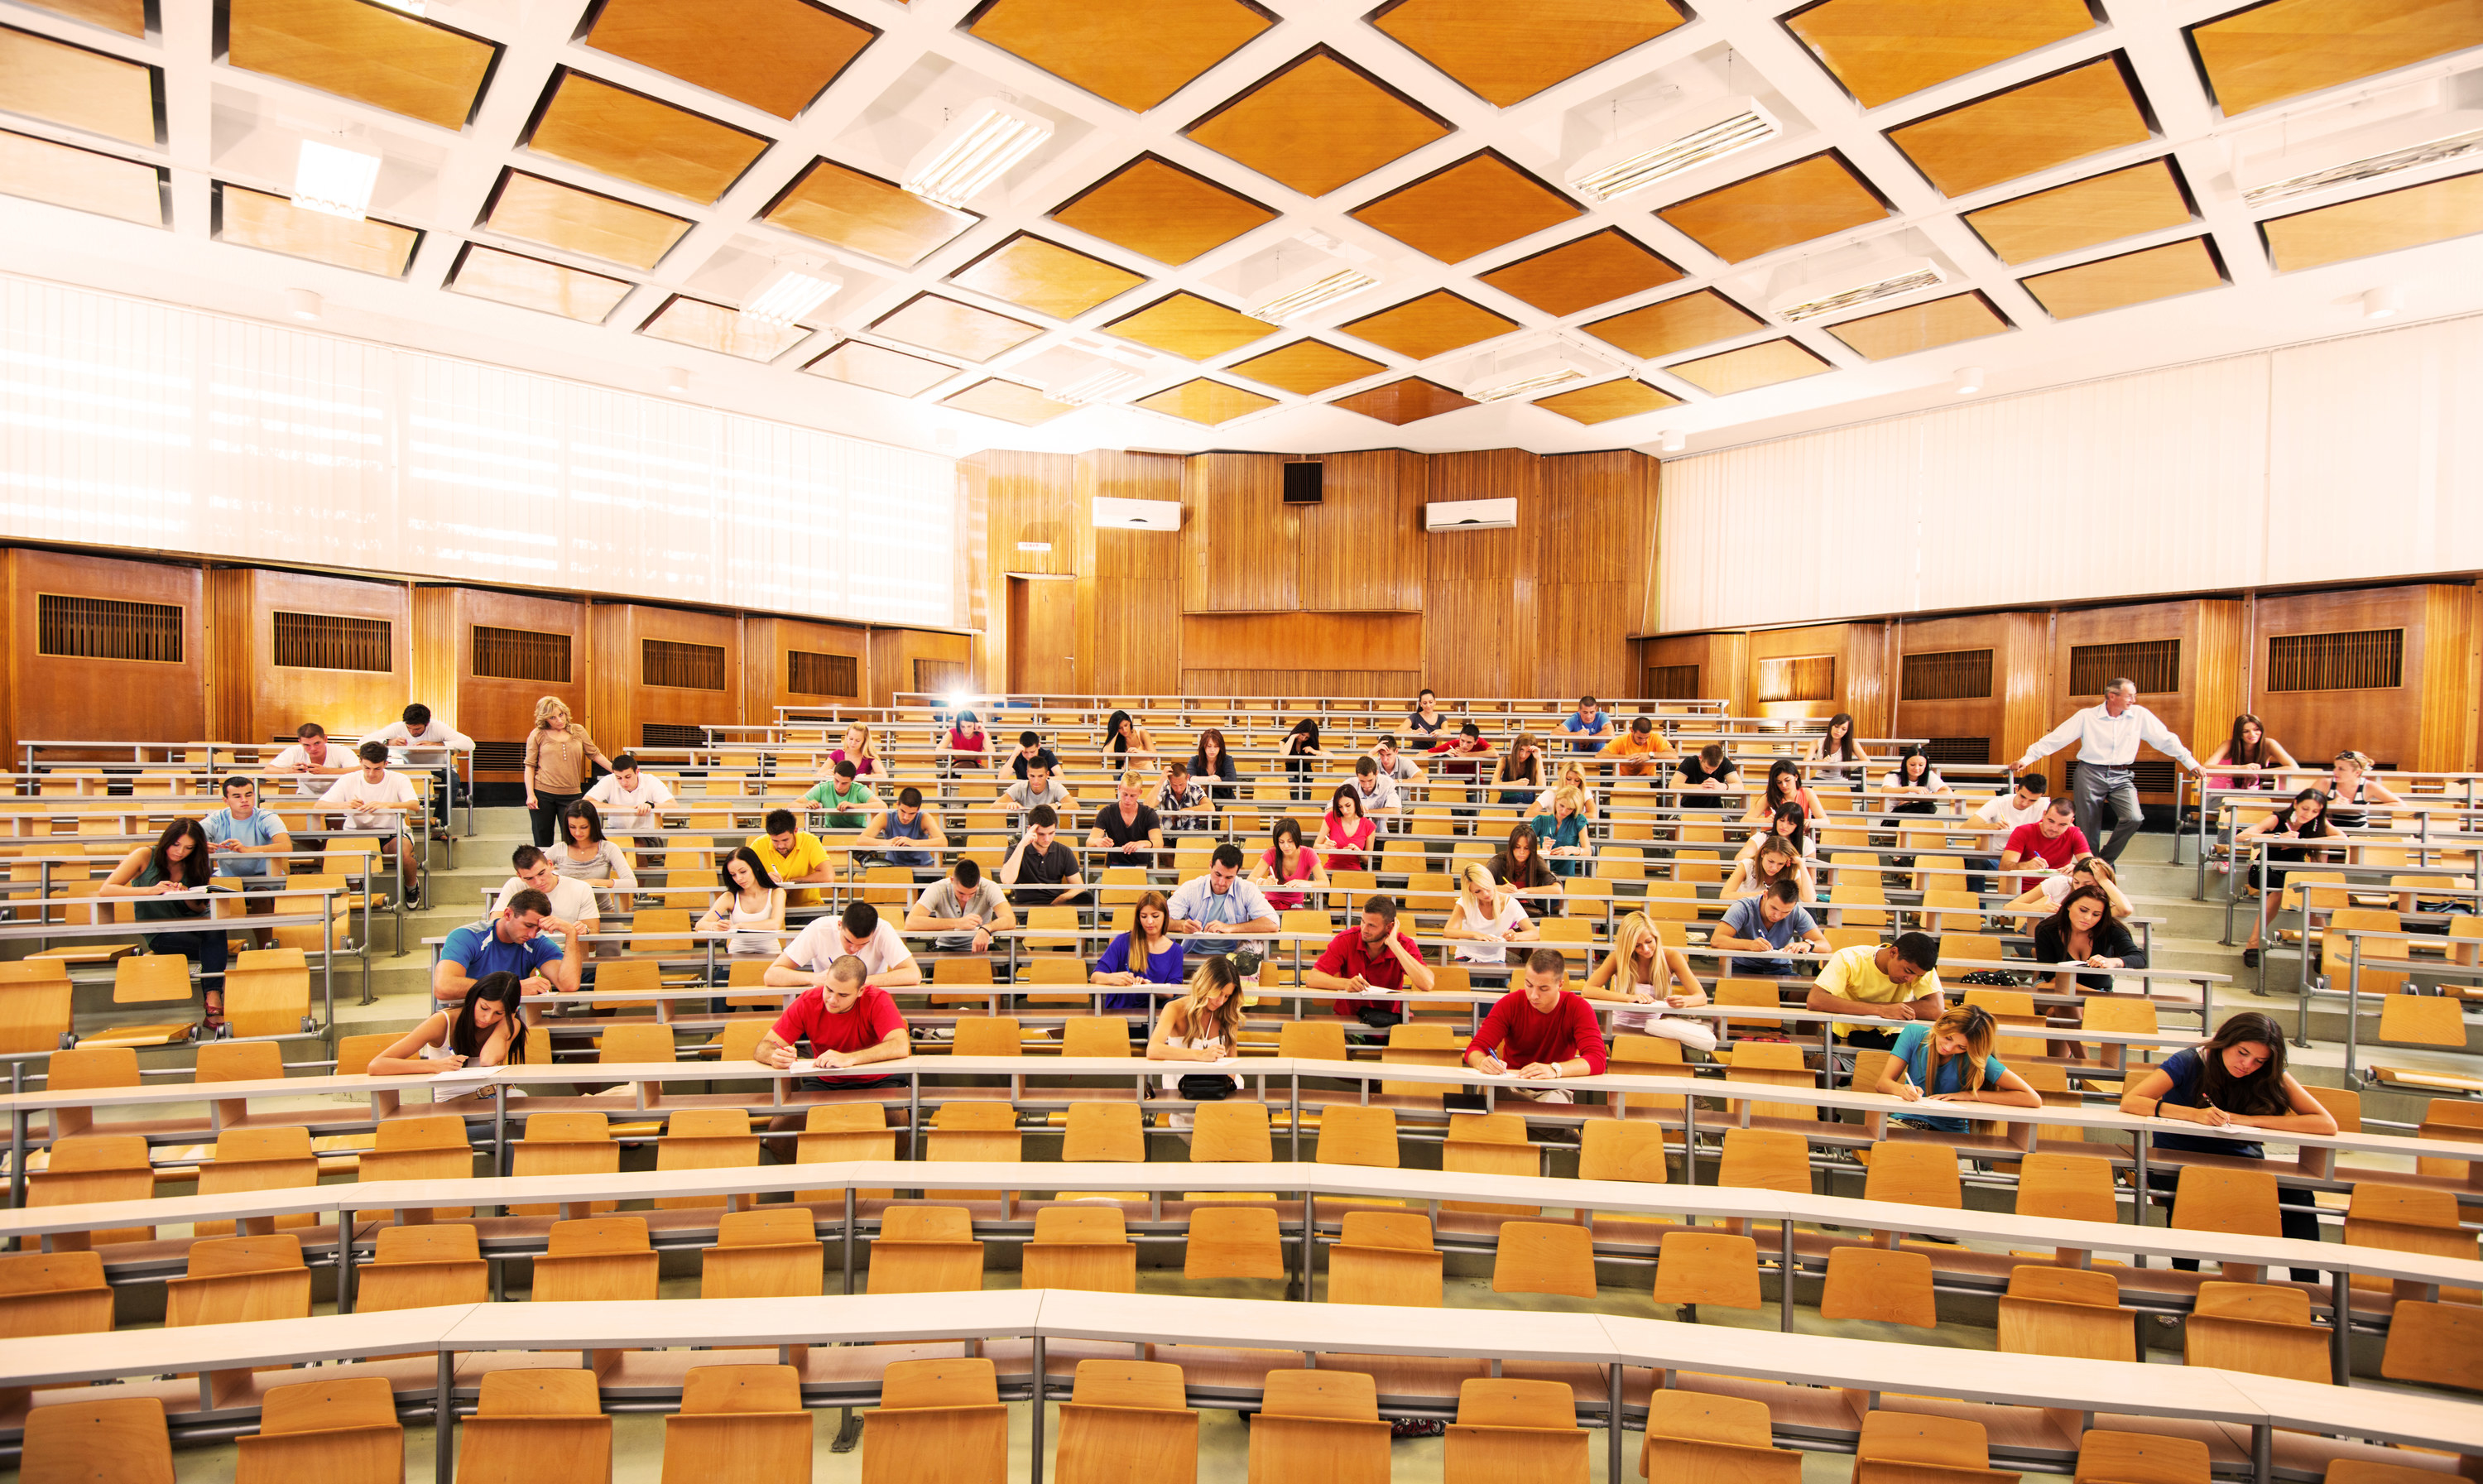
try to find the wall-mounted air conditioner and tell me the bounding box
[1424,497,1518,532]
[1093,497,1184,531]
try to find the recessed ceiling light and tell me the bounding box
[1465,343,1611,403]
[1568,95,1782,204]
[2363,286,2404,320]
[1770,255,1947,322]
[662,367,690,396]
[291,138,382,221]
[1952,366,1985,396]
[285,288,321,322]
[903,98,1053,209]
[1657,430,1686,454]
[1251,268,1380,323]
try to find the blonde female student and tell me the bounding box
[1871,1003,2042,1133]
[1146,954,1246,1123]
[1582,910,1715,1052]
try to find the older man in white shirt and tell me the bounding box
[2013,679,2202,864]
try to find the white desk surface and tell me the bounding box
[0,1304,471,1387]
[1035,1289,1622,1364]
[442,1290,1041,1351]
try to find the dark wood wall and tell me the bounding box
[1,549,204,764]
[207,568,411,747]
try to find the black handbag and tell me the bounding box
[1177,1073,1236,1102]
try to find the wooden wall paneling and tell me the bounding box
[1847,619,1892,742]
[2,549,204,765]
[1180,612,1423,674]
[977,450,1082,699]
[2245,584,2447,774]
[868,629,974,709]
[1423,449,1538,699]
[745,616,874,728]
[1083,450,1184,698]
[1299,450,1427,612]
[2420,583,2481,774]
[2186,600,2247,786]
[2047,599,2207,804]
[1893,612,2017,769]
[1746,622,1872,725]
[436,587,589,778]
[1534,451,1655,700]
[1181,453,1297,613]
[211,569,412,747]
[1179,670,1423,699]
[592,603,743,753]
[1640,632,1746,713]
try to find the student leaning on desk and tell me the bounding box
[1463,949,1609,1103]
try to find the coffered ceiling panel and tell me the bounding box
[638,294,811,361]
[1656,152,1891,264]
[214,181,419,276]
[1885,55,2154,199]
[1782,0,2100,109]
[1347,149,1582,263]
[0,127,161,226]
[580,0,876,120]
[1227,339,1389,395]
[962,0,1275,113]
[2188,0,2483,118]
[2260,170,2483,272]
[2020,235,2227,319]
[1331,376,1475,424]
[1961,157,2194,266]
[0,24,156,146]
[805,339,962,398]
[482,169,693,271]
[1134,377,1280,424]
[1049,154,1280,265]
[1532,377,1683,425]
[1367,0,1688,107]
[446,242,633,323]
[1823,291,2010,360]
[942,377,1078,425]
[17,1,144,37]
[224,0,497,131]
[1339,288,1519,360]
[946,233,1149,319]
[763,158,978,266]
[1184,46,1453,197]
[1477,228,1683,317]
[523,70,771,204]
[1667,338,1834,396]
[1102,291,1277,358]
[872,292,1048,362]
[1583,288,1763,359]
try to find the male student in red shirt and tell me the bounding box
[753,953,910,1154]
[1302,894,1435,1035]
[1998,795,2092,895]
[1463,948,1608,1102]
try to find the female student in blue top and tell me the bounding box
[2120,1011,2337,1280]
[1091,890,1185,1013]
[1871,1004,2042,1132]
[1525,785,1592,878]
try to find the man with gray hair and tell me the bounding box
[2013,678,2202,863]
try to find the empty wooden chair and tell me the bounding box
[0,960,74,1059]
[2072,1430,2211,1484]
[1024,1205,1137,1293]
[533,1217,658,1303]
[22,1395,173,1484]
[660,1365,809,1484]
[26,1133,153,1248]
[358,1113,475,1223]
[1442,1111,1540,1218]
[1850,1411,2021,1484]
[1996,1265,2134,1362]
[0,1251,113,1340]
[1651,1230,1761,1315]
[1326,1210,1440,1308]
[2183,1280,2331,1383]
[2380,1299,2482,1392]
[1246,1369,1389,1484]
[1444,1377,1586,1484]
[867,1205,985,1294]
[166,1235,310,1330]
[2167,1166,2284,1284]
[224,949,313,1041]
[1054,1359,1198,1484]
[1820,1246,1938,1328]
[2344,1184,2479,1303]
[235,1376,403,1484]
[511,1112,620,1219]
[455,1370,612,1484]
[862,1357,1007,1484]
[1062,1100,1146,1162]
[1184,1205,1285,1281]
[1860,1141,1962,1244]
[1491,1220,1598,1299]
[356,1223,488,1312]
[1314,1105,1399,1169]
[702,1208,824,1299]
[79,953,196,1049]
[1640,1390,1800,1484]
[1578,1120,1675,1249]
[195,1126,322,1239]
[655,1107,761,1210]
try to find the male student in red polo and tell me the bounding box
[1301,894,1435,1036]
[1462,948,1608,1102]
[752,953,910,1155]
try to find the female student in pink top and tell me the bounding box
[1251,815,1326,911]
[1316,784,1376,872]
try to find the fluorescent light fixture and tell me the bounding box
[2238,112,2483,207]
[1464,344,1611,403]
[1251,268,1379,323]
[903,97,1053,209]
[1568,95,1781,204]
[1050,364,1146,406]
[1770,255,1947,321]
[742,259,840,328]
[2364,286,2404,320]
[285,288,322,322]
[1952,366,1985,396]
[291,138,382,220]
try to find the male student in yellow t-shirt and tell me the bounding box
[749,807,835,908]
[1606,716,1679,778]
[1805,931,1946,1063]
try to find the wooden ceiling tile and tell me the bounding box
[1532,377,1683,425]
[483,170,692,271]
[0,127,161,225]
[1656,152,1890,264]
[1330,376,1475,425]
[1347,150,1582,262]
[2190,0,2483,117]
[447,243,633,324]
[941,377,1078,425]
[582,0,876,119]
[215,182,419,277]
[1961,157,2194,265]
[1132,378,1280,424]
[16,1,146,37]
[764,157,977,266]
[2261,170,2483,273]
[1102,291,1277,360]
[1339,289,1518,361]
[1582,289,1762,359]
[1886,55,2154,199]
[1184,46,1453,197]
[946,233,1147,319]
[0,24,156,146]
[962,0,1275,112]
[638,295,811,361]
[524,70,771,204]
[224,0,496,131]
[1478,228,1683,317]
[1823,291,2010,360]
[2020,235,2226,319]
[1782,0,2099,109]
[804,339,961,398]
[1368,0,1688,107]
[1227,339,1387,395]
[1665,338,1833,396]
[1049,155,1279,266]
[870,293,1047,362]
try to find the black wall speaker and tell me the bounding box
[1281,460,1323,504]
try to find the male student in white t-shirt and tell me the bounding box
[490,845,599,938]
[765,900,921,991]
[1964,771,2048,895]
[267,723,358,853]
[585,752,677,901]
[367,704,473,827]
[320,740,424,903]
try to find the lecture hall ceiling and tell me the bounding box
[0,0,2478,458]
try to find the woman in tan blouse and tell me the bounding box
[523,696,613,848]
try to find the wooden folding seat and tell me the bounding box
[1246,1369,1389,1484]
[1537,918,1593,964]
[1861,1141,1962,1244]
[580,958,665,1020]
[509,1112,620,1219]
[2322,908,2411,997]
[1313,1104,1397,1169]
[1187,1100,1275,1190]
[1491,1220,1598,1299]
[1053,1359,1197,1484]
[1605,1035,1690,1121]
[22,1395,174,1484]
[2183,1281,2332,1383]
[1377,1021,1460,1103]
[1640,1390,1801,1484]
[2380,1299,2482,1392]
[1059,1016,1136,1058]
[699,1208,823,1300]
[929,955,1001,1011]
[455,1370,612,1484]
[1712,978,1789,1034]
[1997,1265,2134,1362]
[0,1250,113,1342]
[73,953,198,1049]
[1651,1230,1761,1314]
[1850,1411,2022,1484]
[27,1134,153,1247]
[1441,1111,1540,1219]
[653,1107,761,1211]
[1062,1100,1145,1163]
[627,909,699,963]
[168,1236,313,1404]
[223,949,312,1041]
[862,1357,1008,1484]
[349,1222,489,1313]
[1024,1205,1136,1293]
[949,1015,1022,1057]
[234,1376,403,1484]
[356,1113,474,1223]
[1919,891,1983,932]
[660,1366,809,1484]
[1025,905,1084,953]
[195,1126,321,1238]
[1444,1377,1586,1484]
[532,1217,657,1303]
[1184,1205,1285,1280]
[1326,1210,1440,1308]
[1574,1120,1675,1249]
[2345,1184,2480,1304]
[1719,1040,1817,1126]
[2072,1430,2210,1484]
[1822,1246,1938,1328]
[867,1206,985,1294]
[2166,1165,2285,1284]
[27,882,136,966]
[0,959,74,1056]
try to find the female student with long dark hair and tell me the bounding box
[101,819,225,1030]
[1251,816,1326,911]
[1188,728,1242,803]
[2234,788,2344,967]
[368,970,529,1078]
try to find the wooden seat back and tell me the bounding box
[2380,1300,2481,1392]
[1314,1105,1398,1169]
[1327,1210,1441,1308]
[22,1395,173,1484]
[459,1372,612,1484]
[1853,1410,2016,1484]
[1651,1230,1760,1311]
[1821,1246,1937,1327]
[356,1223,487,1313]
[1190,1101,1273,1164]
[235,1376,402,1484]
[661,1366,809,1484]
[1578,1120,1671,1185]
[0,1251,113,1339]
[1063,1102,1145,1163]
[1056,1359,1198,1484]
[28,1133,153,1248]
[1025,1206,1136,1294]
[2183,1280,2329,1383]
[1641,1390,1801,1484]
[511,1112,619,1217]
[1250,1371,1388,1484]
[1448,1378,1586,1484]
[2072,1430,2211,1484]
[701,1209,824,1301]
[535,1217,656,1303]
[653,1107,760,1211]
[1183,1206,1284,1281]
[867,1205,986,1295]
[864,1358,1008,1484]
[1491,1220,1597,1299]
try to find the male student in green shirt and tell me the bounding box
[802,759,876,830]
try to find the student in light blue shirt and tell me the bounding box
[1165,843,1280,955]
[201,776,291,879]
[1871,1005,2043,1133]
[1562,694,1613,754]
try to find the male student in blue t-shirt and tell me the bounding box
[1707,881,1831,975]
[432,886,583,1027]
[202,775,292,947]
[1562,694,1614,754]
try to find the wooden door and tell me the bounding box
[1007,578,1078,697]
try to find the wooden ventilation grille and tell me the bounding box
[1755,656,1835,704]
[788,650,860,699]
[473,626,571,684]
[1643,665,1702,700]
[2266,629,2403,692]
[915,658,968,694]
[272,612,391,673]
[643,639,726,692]
[642,723,707,749]
[37,594,182,664]
[472,741,527,774]
[1923,737,1991,767]
[2068,640,2177,696]
[1900,649,1993,701]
